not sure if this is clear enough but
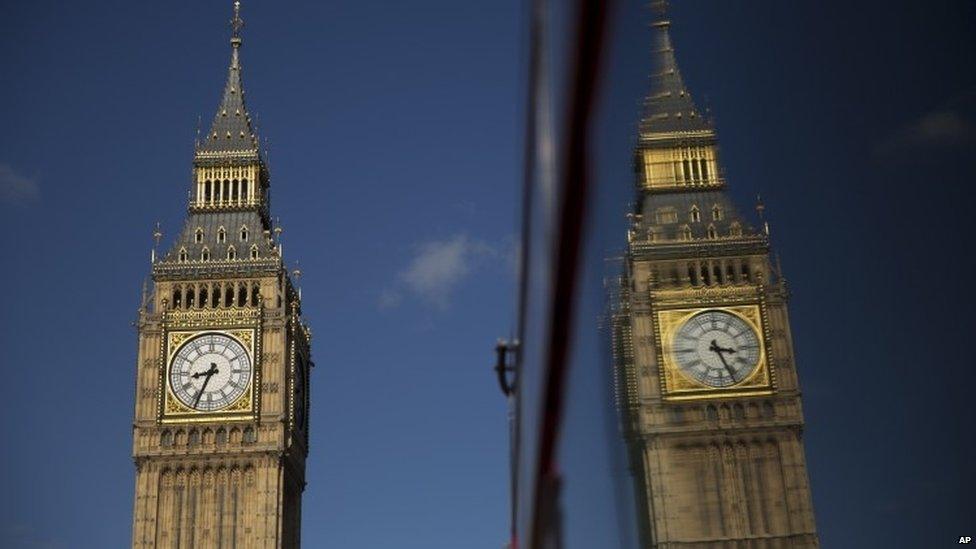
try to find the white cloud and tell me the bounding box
[0,164,39,206]
[381,233,497,310]
[875,110,975,156]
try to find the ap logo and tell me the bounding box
[960,536,973,544]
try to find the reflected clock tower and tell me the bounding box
[611,5,818,547]
[131,3,311,547]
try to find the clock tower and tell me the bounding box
[131,3,311,547]
[611,6,818,547]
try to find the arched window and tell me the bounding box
[201,247,210,261]
[227,246,236,260]
[680,225,692,240]
[223,180,230,201]
[217,227,226,243]
[699,158,709,182]
[232,179,239,201]
[178,248,188,262]
[188,429,200,446]
[690,206,700,223]
[706,225,717,239]
[712,205,722,221]
[161,430,173,446]
[240,226,248,241]
[250,244,259,260]
[706,405,718,421]
[216,428,227,445]
[204,181,212,202]
[173,288,182,308]
[243,427,256,443]
[241,179,249,202]
[251,284,260,307]
[237,284,247,307]
[688,264,698,285]
[194,228,203,243]
[224,286,234,307]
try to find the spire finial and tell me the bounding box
[650,0,670,25]
[231,1,244,43]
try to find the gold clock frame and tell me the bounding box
[655,303,773,401]
[158,308,263,424]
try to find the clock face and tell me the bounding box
[671,310,761,388]
[170,333,252,411]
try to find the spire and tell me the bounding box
[197,1,260,156]
[640,1,712,136]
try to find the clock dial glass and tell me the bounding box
[170,333,252,411]
[672,310,761,388]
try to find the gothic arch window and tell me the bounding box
[690,206,700,223]
[241,179,249,202]
[729,221,742,237]
[240,226,249,241]
[227,246,236,261]
[223,180,230,201]
[733,403,745,420]
[173,288,182,308]
[194,228,203,243]
[217,227,226,243]
[706,224,717,239]
[699,158,709,182]
[201,247,211,261]
[680,225,692,240]
[204,181,212,202]
[243,427,256,444]
[250,244,259,260]
[712,205,723,221]
[706,405,718,421]
[232,179,239,201]
[161,430,173,446]
[224,286,234,307]
[178,247,188,262]
[250,283,260,307]
[216,428,227,445]
[237,284,247,307]
[199,287,208,307]
[688,264,698,285]
[188,429,200,446]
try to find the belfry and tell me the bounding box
[611,5,819,547]
[131,3,311,547]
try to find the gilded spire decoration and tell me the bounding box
[640,0,712,136]
[197,0,259,156]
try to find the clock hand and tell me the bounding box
[709,340,738,381]
[192,363,219,408]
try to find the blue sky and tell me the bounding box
[1,1,974,548]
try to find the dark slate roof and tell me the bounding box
[639,20,713,136]
[638,189,757,241]
[160,210,275,263]
[196,39,260,155]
